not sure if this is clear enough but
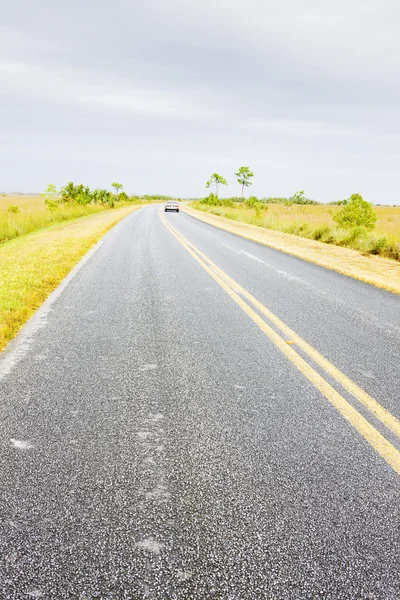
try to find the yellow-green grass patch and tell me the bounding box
[0,195,122,244]
[191,202,400,262]
[0,205,141,351]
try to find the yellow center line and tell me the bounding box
[163,211,400,440]
[160,210,400,475]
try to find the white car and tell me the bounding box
[164,201,179,213]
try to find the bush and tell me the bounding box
[340,226,368,246]
[333,194,377,230]
[385,242,400,260]
[118,191,129,202]
[289,190,319,205]
[285,222,309,235]
[244,196,258,208]
[60,182,92,204]
[75,192,92,205]
[369,236,388,255]
[199,194,222,207]
[220,199,235,208]
[7,205,19,213]
[45,199,60,210]
[313,225,331,241]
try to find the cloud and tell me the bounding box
[0,0,399,202]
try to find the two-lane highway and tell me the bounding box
[0,204,399,599]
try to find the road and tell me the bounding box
[0,204,399,599]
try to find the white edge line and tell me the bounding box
[0,239,105,382]
[222,243,242,255]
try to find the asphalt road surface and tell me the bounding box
[0,204,399,599]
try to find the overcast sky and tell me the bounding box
[1,0,400,203]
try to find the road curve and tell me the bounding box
[0,204,399,599]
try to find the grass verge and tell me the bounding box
[191,202,400,261]
[0,205,141,351]
[0,195,146,244]
[184,205,400,295]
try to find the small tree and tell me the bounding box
[41,184,59,204]
[206,173,227,197]
[60,182,92,204]
[235,166,254,198]
[92,189,113,205]
[60,182,77,203]
[112,182,123,200]
[333,193,377,230]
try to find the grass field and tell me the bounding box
[191,202,400,261]
[0,203,141,351]
[0,194,136,244]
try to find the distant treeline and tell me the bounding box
[41,183,178,208]
[200,190,319,207]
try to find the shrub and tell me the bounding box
[333,194,377,230]
[199,194,223,207]
[7,205,19,213]
[313,225,331,241]
[289,190,319,205]
[60,182,92,204]
[45,199,60,210]
[369,236,388,255]
[41,184,60,205]
[244,196,258,208]
[340,226,368,246]
[385,242,400,260]
[220,199,235,208]
[285,222,309,235]
[118,191,129,202]
[75,192,92,205]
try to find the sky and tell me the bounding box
[1,0,400,203]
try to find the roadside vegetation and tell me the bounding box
[0,183,148,244]
[196,168,400,262]
[0,182,153,350]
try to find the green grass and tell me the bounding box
[191,201,400,261]
[0,195,130,244]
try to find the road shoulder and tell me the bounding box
[182,205,400,295]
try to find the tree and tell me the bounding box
[60,182,91,204]
[206,173,227,197]
[333,193,377,230]
[112,182,123,200]
[235,166,254,198]
[41,184,59,203]
[92,189,113,205]
[60,181,78,203]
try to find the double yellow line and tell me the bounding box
[160,209,400,475]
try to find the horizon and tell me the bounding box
[1,0,400,204]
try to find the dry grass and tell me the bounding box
[184,205,400,295]
[192,202,400,261]
[0,205,141,351]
